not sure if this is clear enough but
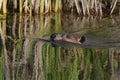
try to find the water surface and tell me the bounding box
[0,14,120,80]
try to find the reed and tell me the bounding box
[68,0,119,15]
[0,0,119,15]
[55,0,62,12]
[75,0,81,14]
[34,0,39,14]
[2,0,7,14]
[18,15,23,38]
[29,0,32,16]
[40,0,45,14]
[19,0,23,14]
[0,0,2,10]
[13,0,17,10]
[110,0,118,14]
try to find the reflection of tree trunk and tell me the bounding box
[34,16,40,34]
[12,14,17,38]
[34,42,45,80]
[24,15,29,36]
[44,16,50,29]
[118,52,120,79]
[21,38,31,79]
[0,20,10,80]
[110,50,115,80]
[19,15,23,38]
[40,16,44,35]
[23,38,30,64]
[12,46,16,80]
[30,16,33,35]
[110,49,115,80]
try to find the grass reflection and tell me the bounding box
[0,14,120,80]
[40,45,117,80]
[0,46,3,80]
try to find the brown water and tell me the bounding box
[0,14,120,80]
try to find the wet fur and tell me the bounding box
[50,33,86,44]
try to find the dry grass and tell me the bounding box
[0,0,119,16]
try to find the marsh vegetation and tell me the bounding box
[0,0,120,15]
[0,0,120,80]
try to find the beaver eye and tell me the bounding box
[53,34,56,38]
[50,34,56,39]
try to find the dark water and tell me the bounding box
[0,14,120,80]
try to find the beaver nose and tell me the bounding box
[80,36,86,43]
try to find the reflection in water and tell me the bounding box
[0,14,120,80]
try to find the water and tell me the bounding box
[0,14,120,80]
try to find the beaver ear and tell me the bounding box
[80,36,86,43]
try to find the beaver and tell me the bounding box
[50,33,85,44]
